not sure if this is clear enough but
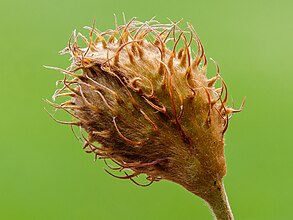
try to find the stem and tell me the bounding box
[206,183,234,220]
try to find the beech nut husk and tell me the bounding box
[47,17,244,220]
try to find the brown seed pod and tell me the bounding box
[47,17,244,220]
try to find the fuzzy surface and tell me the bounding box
[48,18,242,202]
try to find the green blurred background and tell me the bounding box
[1,0,292,219]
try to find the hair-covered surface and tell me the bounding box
[47,17,243,203]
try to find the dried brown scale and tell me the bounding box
[48,17,244,220]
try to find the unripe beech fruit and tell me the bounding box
[47,17,244,220]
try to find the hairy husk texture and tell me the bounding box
[48,18,243,220]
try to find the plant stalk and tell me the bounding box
[205,183,234,220]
